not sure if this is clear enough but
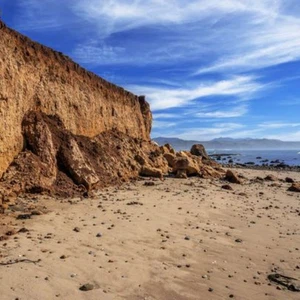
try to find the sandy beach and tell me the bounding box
[0,168,299,300]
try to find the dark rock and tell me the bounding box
[79,283,94,291]
[222,184,233,190]
[16,214,32,220]
[267,273,300,291]
[190,144,209,160]
[264,174,278,181]
[225,170,242,184]
[285,177,294,183]
[288,183,300,192]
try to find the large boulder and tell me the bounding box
[201,165,224,179]
[288,182,300,192]
[140,165,163,179]
[172,155,201,177]
[190,144,209,160]
[164,153,176,168]
[264,174,278,182]
[225,170,242,184]
[59,135,99,191]
[22,111,57,187]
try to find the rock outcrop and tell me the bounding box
[0,20,151,177]
[0,21,225,211]
[190,144,209,160]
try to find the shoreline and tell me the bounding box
[219,163,300,172]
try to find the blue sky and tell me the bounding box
[1,0,300,141]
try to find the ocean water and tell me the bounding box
[207,150,300,166]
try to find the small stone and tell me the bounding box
[79,283,94,291]
[208,288,214,292]
[235,238,243,243]
[96,233,102,237]
[73,227,80,232]
[184,236,190,241]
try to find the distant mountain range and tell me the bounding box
[153,137,300,150]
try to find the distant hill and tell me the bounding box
[153,137,300,150]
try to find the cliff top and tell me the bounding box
[0,20,143,103]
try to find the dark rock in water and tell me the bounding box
[261,159,269,163]
[256,156,262,159]
[190,144,209,160]
[245,162,255,165]
[288,182,300,192]
[228,159,233,163]
[275,163,289,168]
[285,177,294,183]
[79,283,94,291]
[270,159,281,164]
[216,156,221,161]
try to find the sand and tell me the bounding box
[0,168,299,300]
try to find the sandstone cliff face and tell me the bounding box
[0,21,224,212]
[0,21,151,177]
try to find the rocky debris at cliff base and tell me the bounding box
[0,111,224,210]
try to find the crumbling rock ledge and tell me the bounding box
[0,111,224,210]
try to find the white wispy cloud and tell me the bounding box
[152,120,177,129]
[128,76,263,111]
[72,40,125,65]
[195,105,248,118]
[13,0,300,74]
[258,122,300,129]
[165,123,250,141]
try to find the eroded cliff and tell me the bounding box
[0,20,151,177]
[0,21,224,211]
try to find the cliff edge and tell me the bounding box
[0,20,151,177]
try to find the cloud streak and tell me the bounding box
[128,76,263,111]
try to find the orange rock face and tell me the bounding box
[0,21,151,177]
